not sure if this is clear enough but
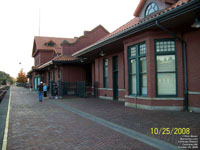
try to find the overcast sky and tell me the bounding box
[0,0,140,78]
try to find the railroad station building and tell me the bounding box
[28,25,109,92]
[28,0,200,112]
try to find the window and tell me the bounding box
[155,39,177,96]
[145,2,158,16]
[58,69,62,79]
[48,72,51,81]
[45,41,55,47]
[128,42,147,96]
[103,59,108,88]
[53,70,55,82]
[48,42,54,46]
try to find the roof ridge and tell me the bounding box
[34,36,74,40]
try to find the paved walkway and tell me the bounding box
[6,86,200,149]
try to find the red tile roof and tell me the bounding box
[54,46,62,54]
[137,0,191,24]
[134,0,147,17]
[102,0,192,40]
[32,36,77,56]
[123,0,191,34]
[73,0,193,57]
[32,25,109,57]
[104,17,140,39]
[34,36,77,52]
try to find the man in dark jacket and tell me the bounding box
[38,81,43,102]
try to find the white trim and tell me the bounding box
[98,88,126,91]
[99,96,113,100]
[119,98,125,102]
[189,107,200,113]
[125,95,184,101]
[118,89,126,91]
[38,60,53,69]
[125,102,184,111]
[188,91,200,95]
[2,89,12,150]
[98,88,112,90]
[99,96,125,102]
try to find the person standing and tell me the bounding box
[43,83,47,100]
[38,81,43,102]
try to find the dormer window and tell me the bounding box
[145,2,158,17]
[45,40,55,47]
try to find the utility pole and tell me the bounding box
[39,8,41,36]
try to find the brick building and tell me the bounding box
[28,25,109,91]
[28,0,200,112]
[73,0,200,112]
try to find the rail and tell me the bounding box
[0,86,10,149]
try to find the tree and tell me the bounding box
[0,71,14,85]
[16,69,27,83]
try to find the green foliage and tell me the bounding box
[0,71,14,85]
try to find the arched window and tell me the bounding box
[145,2,158,16]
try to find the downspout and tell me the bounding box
[155,20,188,111]
[135,95,137,109]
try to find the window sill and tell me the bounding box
[125,95,184,101]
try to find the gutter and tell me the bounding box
[155,21,188,111]
[73,0,200,57]
[38,60,53,69]
[52,59,80,64]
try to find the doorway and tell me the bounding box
[34,76,41,90]
[112,56,118,100]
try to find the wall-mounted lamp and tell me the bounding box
[80,58,84,63]
[99,51,105,57]
[80,57,87,63]
[191,18,200,28]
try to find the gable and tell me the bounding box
[32,40,37,57]
[32,36,76,57]
[134,0,173,19]
[61,25,109,55]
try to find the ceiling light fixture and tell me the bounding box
[99,51,105,57]
[191,18,200,28]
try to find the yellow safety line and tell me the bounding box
[2,89,11,150]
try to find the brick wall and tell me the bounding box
[40,51,54,65]
[62,26,109,55]
[34,53,40,66]
[62,65,86,82]
[93,51,125,100]
[184,30,200,109]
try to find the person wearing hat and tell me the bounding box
[37,81,43,102]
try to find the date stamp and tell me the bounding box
[151,128,190,135]
[178,135,198,149]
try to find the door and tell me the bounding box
[38,77,40,86]
[113,56,118,100]
[34,77,37,90]
[34,76,41,90]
